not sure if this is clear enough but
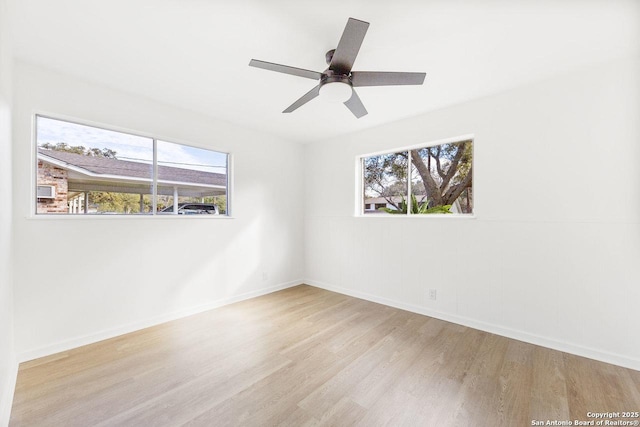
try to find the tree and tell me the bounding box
[89,192,147,214]
[411,141,472,209]
[204,195,227,214]
[40,142,117,158]
[363,140,473,213]
[363,152,409,211]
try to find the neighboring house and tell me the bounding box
[363,194,464,213]
[37,148,227,214]
[363,195,407,213]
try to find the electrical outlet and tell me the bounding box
[262,271,268,281]
[428,289,437,300]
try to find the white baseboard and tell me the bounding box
[0,358,18,427]
[18,280,303,363]
[305,279,640,372]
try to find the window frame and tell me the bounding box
[356,134,475,218]
[31,113,232,218]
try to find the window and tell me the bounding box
[35,116,229,216]
[361,138,473,215]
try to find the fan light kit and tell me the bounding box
[249,17,426,118]
[319,81,352,103]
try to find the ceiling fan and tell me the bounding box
[249,18,426,118]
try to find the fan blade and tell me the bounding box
[344,89,368,118]
[351,71,426,87]
[283,85,321,113]
[329,18,369,73]
[249,59,322,80]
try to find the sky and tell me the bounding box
[36,116,227,174]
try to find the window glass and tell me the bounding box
[362,151,408,214]
[36,116,153,215]
[35,116,229,216]
[156,140,228,215]
[362,139,473,215]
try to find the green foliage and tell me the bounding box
[203,195,227,214]
[378,194,452,215]
[363,152,409,198]
[89,192,150,214]
[40,142,117,158]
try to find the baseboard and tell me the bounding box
[305,279,640,372]
[18,280,303,363]
[0,358,18,427]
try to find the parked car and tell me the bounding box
[161,203,219,215]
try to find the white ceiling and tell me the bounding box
[8,0,640,143]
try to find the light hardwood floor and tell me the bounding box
[9,285,640,426]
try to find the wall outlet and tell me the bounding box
[262,271,268,281]
[428,289,437,300]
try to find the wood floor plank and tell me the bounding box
[98,353,292,427]
[315,397,368,427]
[529,346,570,422]
[493,340,535,427]
[185,348,346,426]
[564,353,638,421]
[348,315,432,409]
[443,333,511,426]
[9,285,640,426]
[297,310,419,418]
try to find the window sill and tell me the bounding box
[354,214,476,219]
[27,214,235,220]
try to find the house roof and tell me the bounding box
[38,148,226,186]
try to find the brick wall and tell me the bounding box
[37,161,68,213]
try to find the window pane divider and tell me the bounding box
[152,139,158,214]
[407,150,412,215]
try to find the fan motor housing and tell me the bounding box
[320,71,352,88]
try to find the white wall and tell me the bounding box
[0,0,16,424]
[12,61,305,360]
[304,56,640,370]
[5,52,639,423]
